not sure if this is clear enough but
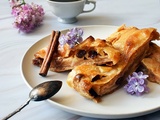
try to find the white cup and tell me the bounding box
[47,0,96,24]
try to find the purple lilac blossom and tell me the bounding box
[10,0,44,33]
[124,71,149,96]
[59,28,83,48]
[9,0,22,8]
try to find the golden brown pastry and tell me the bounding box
[33,36,121,72]
[67,25,160,102]
[32,25,160,102]
[140,42,160,84]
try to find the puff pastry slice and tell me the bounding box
[33,36,121,72]
[140,42,160,84]
[67,25,160,102]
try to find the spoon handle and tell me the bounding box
[2,98,31,120]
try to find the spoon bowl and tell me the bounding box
[30,80,62,101]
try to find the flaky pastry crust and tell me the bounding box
[67,25,160,102]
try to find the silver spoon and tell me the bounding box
[2,80,62,120]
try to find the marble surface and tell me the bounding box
[0,0,160,120]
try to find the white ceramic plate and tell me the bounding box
[21,25,160,119]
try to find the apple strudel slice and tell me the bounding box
[33,36,121,72]
[67,25,160,102]
[140,42,160,84]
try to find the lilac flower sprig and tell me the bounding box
[59,28,84,48]
[124,71,149,96]
[9,0,45,33]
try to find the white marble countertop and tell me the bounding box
[0,0,160,120]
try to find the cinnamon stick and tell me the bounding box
[39,30,60,76]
